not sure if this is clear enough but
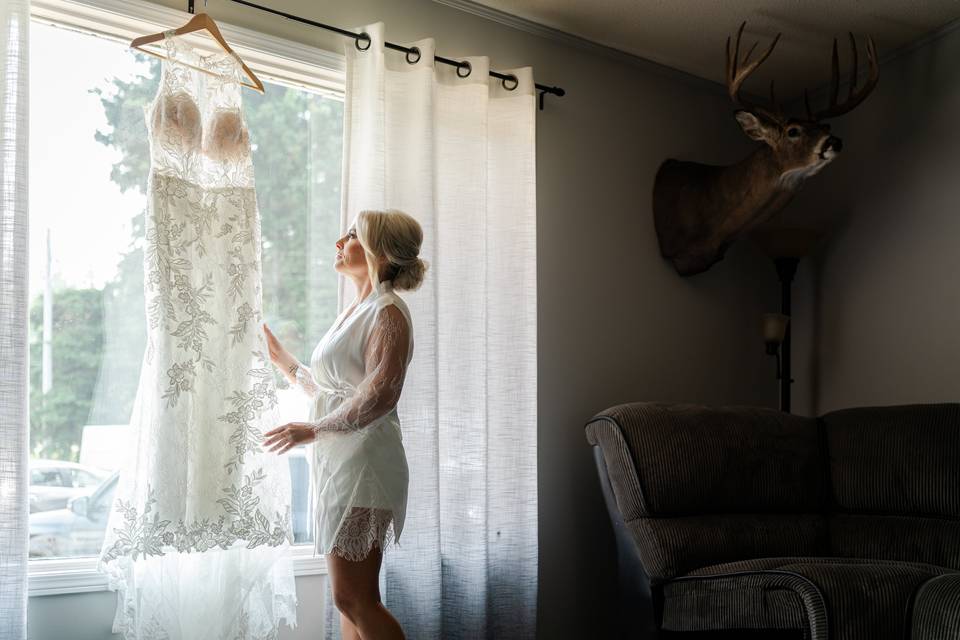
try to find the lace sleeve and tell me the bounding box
[308,304,411,434]
[291,362,321,401]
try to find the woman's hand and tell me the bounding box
[263,322,297,374]
[262,422,317,455]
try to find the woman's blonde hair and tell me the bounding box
[354,209,428,291]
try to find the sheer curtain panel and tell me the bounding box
[326,21,538,639]
[0,0,30,638]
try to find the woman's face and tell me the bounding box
[334,226,367,278]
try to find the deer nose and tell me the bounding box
[825,136,843,153]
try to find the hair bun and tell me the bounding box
[394,257,428,291]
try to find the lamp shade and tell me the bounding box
[762,313,789,344]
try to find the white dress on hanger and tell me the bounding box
[293,278,412,561]
[97,30,297,639]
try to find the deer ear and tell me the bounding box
[735,110,771,142]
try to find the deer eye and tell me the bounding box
[787,127,801,138]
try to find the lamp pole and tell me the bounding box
[774,257,799,413]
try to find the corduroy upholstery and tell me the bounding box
[911,574,960,640]
[822,404,960,570]
[667,557,950,639]
[585,401,960,640]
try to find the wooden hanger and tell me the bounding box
[130,12,265,93]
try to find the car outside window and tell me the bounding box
[31,469,66,487]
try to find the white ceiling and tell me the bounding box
[452,0,960,105]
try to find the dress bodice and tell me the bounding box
[145,30,254,188]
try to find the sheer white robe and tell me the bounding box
[293,278,412,561]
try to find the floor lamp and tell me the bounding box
[751,228,823,413]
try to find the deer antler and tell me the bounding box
[726,21,784,123]
[807,32,879,120]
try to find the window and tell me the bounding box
[28,0,343,592]
[70,469,105,488]
[31,469,66,487]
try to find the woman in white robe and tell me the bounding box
[262,208,427,640]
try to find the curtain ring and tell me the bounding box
[501,74,518,91]
[405,46,421,64]
[355,33,372,51]
[457,61,472,78]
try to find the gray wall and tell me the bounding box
[788,21,960,417]
[29,1,782,638]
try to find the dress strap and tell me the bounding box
[160,29,242,80]
[161,29,177,59]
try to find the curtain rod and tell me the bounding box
[188,0,565,110]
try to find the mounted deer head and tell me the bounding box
[653,21,879,276]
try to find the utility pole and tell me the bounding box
[42,227,52,394]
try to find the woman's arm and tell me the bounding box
[308,304,411,434]
[261,304,411,454]
[263,322,319,399]
[289,360,322,401]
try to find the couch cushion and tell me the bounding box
[585,402,828,579]
[822,403,960,515]
[625,514,826,580]
[661,557,952,640]
[911,574,960,640]
[830,513,960,571]
[602,402,825,515]
[822,403,960,569]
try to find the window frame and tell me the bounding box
[28,0,343,596]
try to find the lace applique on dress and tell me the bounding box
[152,90,202,153]
[204,108,250,161]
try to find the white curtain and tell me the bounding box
[0,0,30,638]
[326,21,538,639]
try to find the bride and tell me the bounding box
[261,208,427,640]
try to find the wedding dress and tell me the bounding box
[96,31,297,639]
[292,278,412,562]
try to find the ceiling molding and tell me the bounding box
[434,0,960,106]
[431,0,736,99]
[798,14,960,107]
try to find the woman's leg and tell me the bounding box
[340,612,361,640]
[327,525,405,640]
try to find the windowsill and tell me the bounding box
[28,545,328,597]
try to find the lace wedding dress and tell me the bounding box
[96,31,297,639]
[292,278,412,562]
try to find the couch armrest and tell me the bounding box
[911,573,960,640]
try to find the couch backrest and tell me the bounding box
[586,402,829,580]
[822,403,960,570]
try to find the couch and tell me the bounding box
[584,402,960,639]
